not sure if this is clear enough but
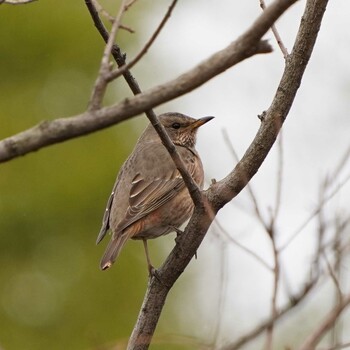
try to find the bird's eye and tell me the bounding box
[171,122,181,129]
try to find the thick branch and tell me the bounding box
[207,0,328,211]
[127,0,328,349]
[1,0,300,164]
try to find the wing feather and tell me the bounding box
[116,169,185,233]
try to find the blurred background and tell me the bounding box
[1,0,350,349]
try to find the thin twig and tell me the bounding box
[272,131,284,223]
[281,144,350,252]
[259,0,289,58]
[125,0,138,11]
[279,171,350,252]
[221,277,319,350]
[320,342,350,350]
[91,0,135,32]
[211,237,228,348]
[91,0,115,23]
[222,129,267,229]
[213,219,273,271]
[329,143,350,182]
[88,0,129,110]
[264,231,280,350]
[264,131,284,350]
[330,214,347,346]
[323,252,343,300]
[298,293,350,350]
[105,0,178,83]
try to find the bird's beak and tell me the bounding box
[189,116,215,130]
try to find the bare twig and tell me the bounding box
[298,293,350,350]
[91,0,115,23]
[264,236,280,350]
[88,0,129,110]
[125,0,138,11]
[105,0,178,83]
[322,252,342,301]
[279,171,350,252]
[213,219,272,271]
[320,342,350,350]
[211,238,228,348]
[281,143,350,253]
[330,214,348,346]
[260,0,289,58]
[221,277,318,350]
[222,129,267,229]
[329,143,350,182]
[272,131,284,222]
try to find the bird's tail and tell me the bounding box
[100,233,129,270]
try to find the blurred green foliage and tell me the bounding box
[0,1,193,349]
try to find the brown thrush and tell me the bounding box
[96,112,213,273]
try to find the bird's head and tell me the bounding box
[155,112,214,148]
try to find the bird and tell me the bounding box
[96,112,214,274]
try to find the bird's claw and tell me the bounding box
[148,266,170,288]
[171,226,184,243]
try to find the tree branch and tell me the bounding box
[1,0,300,164]
[221,277,318,350]
[207,0,327,211]
[127,0,328,348]
[260,0,289,58]
[105,0,179,83]
[298,293,350,350]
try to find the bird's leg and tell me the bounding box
[142,239,170,286]
[142,239,155,277]
[171,226,198,259]
[171,225,184,244]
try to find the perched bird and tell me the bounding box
[96,112,213,274]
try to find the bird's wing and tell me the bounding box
[115,167,186,234]
[96,179,118,244]
[97,142,197,243]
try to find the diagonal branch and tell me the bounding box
[127,0,329,348]
[105,0,179,83]
[259,0,289,58]
[221,277,318,350]
[298,293,350,350]
[0,0,286,169]
[88,0,129,110]
[207,0,327,211]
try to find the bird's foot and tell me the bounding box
[148,265,170,288]
[171,226,198,259]
[171,226,184,244]
[148,264,158,278]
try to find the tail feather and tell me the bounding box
[100,233,129,270]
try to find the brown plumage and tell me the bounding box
[97,112,213,273]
